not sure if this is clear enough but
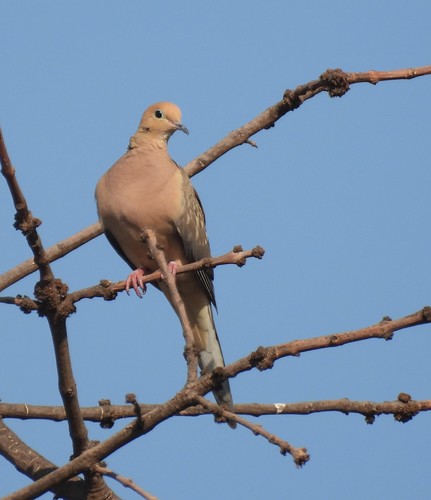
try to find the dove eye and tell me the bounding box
[154,109,164,119]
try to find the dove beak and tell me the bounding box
[173,122,189,135]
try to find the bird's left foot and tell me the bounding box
[167,261,178,275]
[126,268,147,298]
[161,260,179,279]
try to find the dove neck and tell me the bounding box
[128,128,172,150]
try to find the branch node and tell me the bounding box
[282,89,302,110]
[251,245,265,259]
[422,306,431,321]
[14,213,42,234]
[364,414,376,425]
[293,448,310,468]
[16,294,39,314]
[125,393,137,404]
[328,334,339,345]
[383,330,394,341]
[98,280,118,301]
[34,279,76,319]
[250,346,275,371]
[320,68,350,97]
[98,399,115,429]
[393,393,418,423]
[397,392,412,404]
[125,393,144,423]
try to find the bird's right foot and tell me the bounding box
[125,268,147,298]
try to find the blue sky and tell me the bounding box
[1,1,431,498]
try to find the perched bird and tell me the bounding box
[95,102,235,426]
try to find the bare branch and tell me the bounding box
[0,132,116,497]
[3,387,198,499]
[95,466,159,500]
[196,396,309,466]
[3,65,431,497]
[47,316,90,456]
[0,223,102,292]
[0,418,86,500]
[5,304,431,498]
[66,245,264,306]
[184,65,431,178]
[143,228,199,384]
[0,129,54,282]
[2,395,429,423]
[2,65,429,294]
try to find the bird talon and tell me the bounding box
[125,269,147,298]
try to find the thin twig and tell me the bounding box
[0,129,54,281]
[0,295,39,311]
[196,396,309,466]
[233,412,309,467]
[0,129,54,282]
[67,245,264,305]
[95,466,159,500]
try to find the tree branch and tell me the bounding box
[195,396,309,466]
[184,65,431,177]
[2,65,429,295]
[67,245,264,306]
[0,418,86,500]
[0,128,54,282]
[2,64,431,497]
[5,304,431,499]
[0,223,102,292]
[0,131,116,498]
[143,228,199,384]
[1,396,429,423]
[95,466,159,500]
[0,246,264,313]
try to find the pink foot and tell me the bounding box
[161,261,179,279]
[167,261,178,276]
[126,268,147,298]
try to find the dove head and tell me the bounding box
[129,102,189,149]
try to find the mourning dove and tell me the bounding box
[95,102,235,426]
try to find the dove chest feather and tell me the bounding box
[96,149,186,268]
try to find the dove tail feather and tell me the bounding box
[195,305,236,429]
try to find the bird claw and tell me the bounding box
[167,261,178,275]
[161,260,179,279]
[125,269,147,298]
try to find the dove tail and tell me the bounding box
[196,305,236,429]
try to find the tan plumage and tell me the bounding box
[95,102,235,425]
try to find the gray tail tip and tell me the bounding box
[227,419,237,430]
